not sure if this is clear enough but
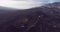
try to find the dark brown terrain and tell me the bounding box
[0,2,60,32]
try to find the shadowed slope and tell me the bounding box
[0,2,60,32]
[20,2,60,32]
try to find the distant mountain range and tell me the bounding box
[44,2,60,7]
[0,6,18,10]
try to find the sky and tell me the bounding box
[0,0,59,9]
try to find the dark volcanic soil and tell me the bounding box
[0,2,60,32]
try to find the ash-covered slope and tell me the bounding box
[0,2,60,32]
[0,6,20,32]
[21,2,60,32]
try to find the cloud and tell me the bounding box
[0,0,51,9]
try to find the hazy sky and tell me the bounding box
[0,0,59,9]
